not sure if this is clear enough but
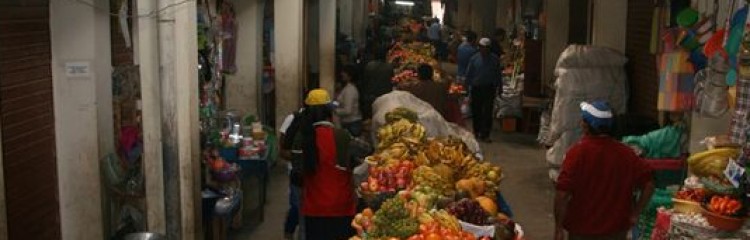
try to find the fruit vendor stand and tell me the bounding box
[350,107,523,240]
[634,137,750,239]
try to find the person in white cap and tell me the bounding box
[465,37,502,142]
[554,101,654,240]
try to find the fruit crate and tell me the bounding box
[644,158,686,189]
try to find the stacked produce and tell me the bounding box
[661,144,749,235]
[352,108,519,240]
[387,42,443,86]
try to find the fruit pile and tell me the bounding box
[361,160,416,193]
[707,195,742,216]
[371,198,421,239]
[351,107,517,239]
[687,147,740,178]
[445,199,491,225]
[674,188,706,202]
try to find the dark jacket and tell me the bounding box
[401,80,449,118]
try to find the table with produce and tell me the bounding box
[647,141,750,239]
[349,108,523,240]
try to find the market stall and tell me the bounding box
[616,1,750,238]
[196,1,277,239]
[350,107,523,240]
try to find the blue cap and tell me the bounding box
[580,100,613,129]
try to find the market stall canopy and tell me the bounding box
[372,90,481,154]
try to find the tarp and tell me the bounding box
[372,90,481,154]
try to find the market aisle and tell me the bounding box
[235,130,554,239]
[484,132,554,239]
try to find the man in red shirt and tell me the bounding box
[554,101,655,240]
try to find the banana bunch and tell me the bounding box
[422,137,477,168]
[462,162,503,184]
[688,148,740,178]
[433,209,461,231]
[418,212,435,224]
[413,166,453,196]
[377,119,426,150]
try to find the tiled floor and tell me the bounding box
[230,131,554,240]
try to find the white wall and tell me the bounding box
[226,0,263,117]
[591,0,627,53]
[49,0,109,239]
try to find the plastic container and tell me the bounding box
[672,198,702,214]
[702,207,746,231]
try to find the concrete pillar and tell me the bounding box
[275,0,304,127]
[157,0,200,238]
[352,0,367,46]
[496,0,511,30]
[482,0,498,36]
[590,0,627,52]
[50,0,109,239]
[321,0,337,94]
[542,0,569,85]
[136,0,167,234]
[456,0,472,30]
[470,0,481,34]
[308,0,321,77]
[339,0,354,37]
[227,0,263,117]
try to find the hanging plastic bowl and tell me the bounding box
[727,69,738,86]
[704,29,727,58]
[676,8,700,28]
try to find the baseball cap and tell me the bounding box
[479,38,491,47]
[580,100,613,129]
[305,89,332,106]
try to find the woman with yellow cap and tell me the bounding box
[284,89,358,240]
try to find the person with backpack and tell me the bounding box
[282,89,358,240]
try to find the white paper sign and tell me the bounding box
[65,62,91,78]
[724,158,745,188]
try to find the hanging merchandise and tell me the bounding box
[695,55,731,118]
[657,49,696,111]
[220,2,237,74]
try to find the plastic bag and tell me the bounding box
[459,221,495,238]
[372,91,481,153]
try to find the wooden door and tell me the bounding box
[0,0,62,239]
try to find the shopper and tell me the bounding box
[465,38,501,142]
[336,67,363,137]
[490,28,507,58]
[400,64,449,119]
[456,31,478,84]
[361,49,395,119]
[292,90,357,240]
[427,18,443,59]
[554,101,655,240]
[279,89,337,240]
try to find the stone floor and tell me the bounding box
[231,129,555,239]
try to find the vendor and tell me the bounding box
[554,101,655,240]
[399,64,449,119]
[336,66,363,137]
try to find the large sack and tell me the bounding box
[544,45,629,181]
[372,91,481,153]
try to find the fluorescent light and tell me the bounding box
[395,0,415,6]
